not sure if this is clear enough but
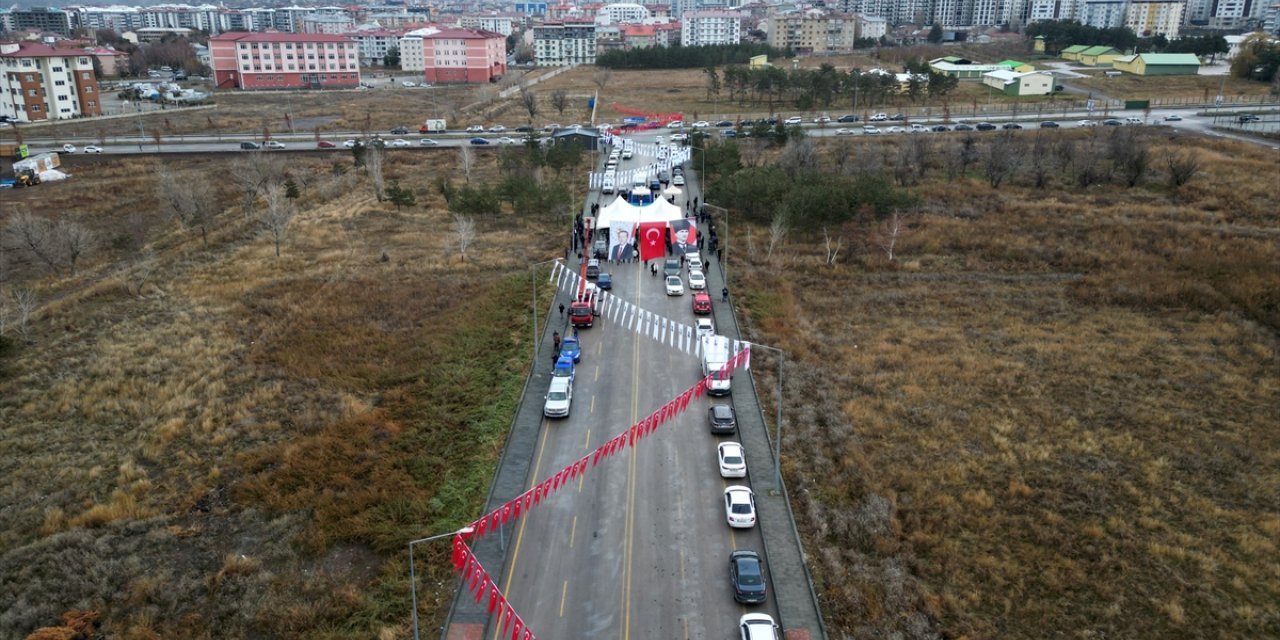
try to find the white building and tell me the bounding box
[533,21,597,66]
[1125,0,1184,37]
[681,10,744,46]
[302,14,357,34]
[346,29,405,65]
[597,3,651,24]
[857,14,887,39]
[1077,0,1127,27]
[399,28,439,71]
[459,14,518,36]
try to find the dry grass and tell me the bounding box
[733,131,1280,639]
[1065,70,1273,101]
[0,144,558,637]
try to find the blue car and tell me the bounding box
[560,336,581,363]
[597,273,613,290]
[553,355,575,383]
[470,137,491,145]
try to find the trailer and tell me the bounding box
[419,119,447,134]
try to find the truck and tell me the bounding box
[419,119,447,134]
[1,143,31,159]
[14,152,60,174]
[701,335,732,396]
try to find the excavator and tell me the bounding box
[14,168,40,187]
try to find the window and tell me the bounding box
[27,89,37,96]
[24,74,34,81]
[88,101,97,107]
[31,104,40,112]
[85,87,93,93]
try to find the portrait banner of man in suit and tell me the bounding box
[610,224,636,262]
[669,218,698,255]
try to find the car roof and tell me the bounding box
[712,404,733,416]
[719,442,743,455]
[548,377,571,391]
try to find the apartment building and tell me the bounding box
[0,41,102,123]
[346,29,404,66]
[857,14,888,39]
[420,28,507,83]
[301,14,357,35]
[459,13,519,36]
[767,10,858,53]
[681,10,744,46]
[1125,0,1184,36]
[209,32,359,90]
[598,2,653,23]
[534,21,598,66]
[8,8,73,36]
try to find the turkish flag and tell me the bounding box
[489,586,501,614]
[511,616,524,640]
[452,535,467,571]
[502,502,512,525]
[638,221,666,262]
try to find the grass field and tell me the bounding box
[2,62,1279,639]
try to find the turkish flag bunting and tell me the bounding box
[523,490,534,512]
[471,565,485,595]
[512,495,524,521]
[511,615,524,640]
[502,502,512,525]
[474,516,487,539]
[461,554,476,580]
[533,485,543,506]
[501,604,514,635]
[638,221,666,262]
[592,445,604,466]
[475,573,488,603]
[523,630,534,640]
[694,380,706,398]
[452,535,467,571]
[490,510,502,532]
[488,585,500,614]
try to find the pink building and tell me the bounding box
[421,28,507,84]
[209,32,360,91]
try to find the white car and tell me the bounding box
[718,443,746,479]
[1164,114,1183,122]
[401,80,417,87]
[688,269,706,290]
[670,133,688,142]
[813,115,831,123]
[622,149,634,159]
[61,144,76,153]
[388,139,411,147]
[835,128,855,135]
[265,140,286,149]
[886,126,906,134]
[419,138,439,146]
[863,126,882,135]
[1077,120,1098,127]
[497,136,518,144]
[724,486,757,528]
[784,116,803,125]
[665,275,684,296]
[343,139,357,148]
[82,145,103,153]
[696,318,715,339]
[466,125,485,133]
[488,125,506,133]
[667,120,684,129]
[654,135,664,144]
[672,174,685,186]
[870,112,889,121]
[543,377,572,418]
[687,254,703,271]
[691,121,710,128]
[739,613,780,640]
[544,123,562,131]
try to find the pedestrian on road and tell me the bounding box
[572,326,579,339]
[651,263,657,277]
[559,303,565,317]
[717,248,723,262]
[553,332,561,353]
[722,286,729,302]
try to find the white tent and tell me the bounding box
[595,194,685,230]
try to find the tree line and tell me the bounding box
[596,43,791,69]
[706,62,958,112]
[1026,20,1229,61]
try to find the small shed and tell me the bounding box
[982,69,1054,96]
[1111,53,1201,76]
[1060,45,1089,61]
[997,59,1036,72]
[1078,46,1123,67]
[551,127,602,151]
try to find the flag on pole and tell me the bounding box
[744,344,751,369]
[639,221,666,261]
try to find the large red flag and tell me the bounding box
[638,221,666,262]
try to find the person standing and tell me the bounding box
[722,286,729,302]
[559,303,565,317]
[553,332,561,353]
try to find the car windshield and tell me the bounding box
[713,406,732,420]
[723,453,743,465]
[667,277,680,285]
[548,391,567,401]
[570,307,590,317]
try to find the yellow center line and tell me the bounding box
[492,416,552,640]
[569,515,577,548]
[621,276,643,640]
[559,580,568,617]
[584,428,591,449]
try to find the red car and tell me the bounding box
[317,140,337,148]
[692,292,712,315]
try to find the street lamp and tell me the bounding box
[409,525,475,640]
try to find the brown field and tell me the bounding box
[2,75,1278,639]
[1066,69,1274,102]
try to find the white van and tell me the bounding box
[601,179,615,195]
[544,377,572,418]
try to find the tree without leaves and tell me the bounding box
[229,152,284,220]
[893,141,915,187]
[872,210,910,262]
[822,226,844,265]
[1027,134,1054,188]
[767,210,789,260]
[452,213,476,262]
[1108,128,1148,188]
[984,133,1022,188]
[10,287,37,342]
[1165,150,1201,188]
[56,220,94,276]
[364,144,386,201]
[911,135,931,179]
[156,169,217,245]
[519,85,538,123]
[778,137,817,179]
[592,68,612,92]
[458,145,474,183]
[260,183,295,258]
[5,213,62,274]
[550,89,569,117]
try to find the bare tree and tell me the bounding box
[228,152,283,220]
[778,137,817,179]
[458,145,475,183]
[6,213,61,273]
[519,85,539,123]
[1027,134,1054,189]
[592,68,612,93]
[822,226,844,265]
[767,211,789,259]
[832,141,854,175]
[156,169,217,245]
[893,141,914,186]
[872,210,910,262]
[1109,129,1149,188]
[55,220,94,276]
[452,213,476,262]
[550,89,569,117]
[121,249,156,297]
[1166,150,1201,188]
[984,133,1022,188]
[261,183,296,257]
[364,144,386,201]
[910,135,931,179]
[11,286,36,342]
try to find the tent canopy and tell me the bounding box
[595,194,684,230]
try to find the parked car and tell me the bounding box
[692,291,712,314]
[586,258,601,279]
[723,486,757,528]
[975,122,997,131]
[784,116,803,125]
[665,275,684,296]
[390,126,410,134]
[543,376,572,418]
[729,550,767,604]
[837,114,859,123]
[709,404,736,434]
[696,318,715,339]
[1040,121,1060,128]
[672,174,685,186]
[717,442,746,478]
[687,254,703,271]
[82,145,103,153]
[597,273,612,290]
[317,140,337,148]
[419,138,439,146]
[663,258,681,277]
[560,335,582,363]
[469,137,492,145]
[739,613,780,640]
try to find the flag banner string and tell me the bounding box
[452,536,537,640]
[463,342,750,544]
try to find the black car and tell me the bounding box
[597,273,613,290]
[837,114,860,123]
[721,129,738,138]
[1054,84,1065,92]
[1040,121,1060,128]
[730,550,767,604]
[239,141,261,149]
[515,125,533,132]
[1002,122,1023,130]
[709,404,736,434]
[1238,114,1261,123]
[888,113,907,121]
[976,122,997,131]
[1103,119,1123,126]
[953,123,975,131]
[715,120,734,127]
[469,137,491,145]
[763,117,778,125]
[390,126,409,134]
[739,119,755,126]
[931,125,949,132]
